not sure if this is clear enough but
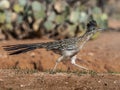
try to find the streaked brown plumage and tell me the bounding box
[3,19,104,71]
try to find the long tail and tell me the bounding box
[3,43,47,55]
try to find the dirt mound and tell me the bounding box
[0,31,120,90]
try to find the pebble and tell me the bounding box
[65,82,68,84]
[0,79,4,81]
[20,84,25,87]
[30,52,35,57]
[98,80,101,83]
[113,80,117,84]
[88,52,94,56]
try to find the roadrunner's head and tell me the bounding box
[87,18,103,33]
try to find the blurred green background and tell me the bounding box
[0,0,119,40]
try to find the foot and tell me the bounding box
[49,69,56,74]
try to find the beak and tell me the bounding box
[96,25,106,31]
[97,25,106,31]
[97,28,105,31]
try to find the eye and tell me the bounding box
[92,27,95,30]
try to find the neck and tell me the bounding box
[77,31,95,50]
[79,31,94,40]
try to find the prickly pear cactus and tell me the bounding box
[0,0,108,40]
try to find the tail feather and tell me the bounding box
[9,47,36,55]
[3,44,31,51]
[3,43,46,55]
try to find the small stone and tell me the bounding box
[30,52,35,57]
[0,79,4,81]
[20,84,24,87]
[113,80,117,84]
[98,80,101,83]
[90,87,93,89]
[65,82,68,84]
[88,52,94,56]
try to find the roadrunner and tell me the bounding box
[3,19,104,71]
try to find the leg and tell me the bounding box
[71,55,88,70]
[52,56,64,72]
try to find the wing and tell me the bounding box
[46,38,79,51]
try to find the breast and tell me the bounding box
[62,49,79,57]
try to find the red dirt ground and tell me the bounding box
[0,31,120,72]
[0,31,120,90]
